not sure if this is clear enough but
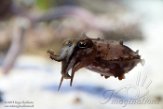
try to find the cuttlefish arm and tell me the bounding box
[47,49,66,62]
[47,48,72,78]
[47,49,71,91]
[47,43,77,90]
[70,62,84,87]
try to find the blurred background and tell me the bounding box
[0,0,163,109]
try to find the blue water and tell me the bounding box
[43,84,129,100]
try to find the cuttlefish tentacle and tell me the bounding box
[58,71,71,91]
[58,76,64,91]
[47,49,64,61]
[47,43,78,90]
[70,65,79,87]
[70,62,90,86]
[47,49,71,91]
[47,49,71,77]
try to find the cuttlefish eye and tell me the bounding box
[65,40,72,47]
[78,41,87,48]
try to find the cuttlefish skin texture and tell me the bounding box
[48,37,142,90]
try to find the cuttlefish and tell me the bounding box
[47,34,143,91]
